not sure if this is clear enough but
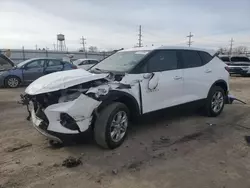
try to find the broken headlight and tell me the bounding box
[58,92,81,103]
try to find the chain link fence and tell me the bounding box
[1,49,113,64]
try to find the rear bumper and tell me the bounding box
[228,67,249,75]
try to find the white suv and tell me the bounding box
[22,46,229,149]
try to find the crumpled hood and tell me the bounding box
[25,69,108,95]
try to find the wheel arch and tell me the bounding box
[4,75,22,87]
[96,90,141,119]
[208,79,228,96]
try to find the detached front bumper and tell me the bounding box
[30,108,63,143]
[28,94,101,142]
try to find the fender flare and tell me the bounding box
[96,90,141,117]
[207,79,228,98]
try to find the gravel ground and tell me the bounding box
[1,77,250,188]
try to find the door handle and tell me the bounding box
[205,69,212,73]
[174,76,182,80]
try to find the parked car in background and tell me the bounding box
[219,55,250,76]
[0,58,77,88]
[0,53,14,71]
[23,46,229,149]
[73,59,99,70]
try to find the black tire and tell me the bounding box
[204,86,225,117]
[5,76,20,88]
[94,102,130,149]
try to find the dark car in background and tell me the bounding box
[219,55,250,76]
[0,57,77,88]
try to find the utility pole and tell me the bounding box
[80,36,86,51]
[187,32,194,47]
[138,25,142,47]
[229,38,234,55]
[35,44,38,50]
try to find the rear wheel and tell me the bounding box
[5,76,20,88]
[204,86,225,117]
[94,102,129,149]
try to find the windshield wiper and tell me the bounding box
[92,67,110,73]
[93,68,103,72]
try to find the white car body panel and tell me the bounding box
[25,69,108,95]
[133,70,184,113]
[183,57,228,102]
[23,46,229,142]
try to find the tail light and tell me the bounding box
[225,66,229,72]
[71,65,77,69]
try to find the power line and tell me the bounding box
[80,36,86,51]
[187,32,194,47]
[138,25,142,47]
[229,38,234,55]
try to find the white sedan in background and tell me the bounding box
[73,59,99,70]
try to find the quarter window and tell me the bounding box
[181,51,202,68]
[198,51,213,65]
[147,50,178,72]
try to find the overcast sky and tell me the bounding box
[0,0,249,51]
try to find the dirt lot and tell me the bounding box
[1,77,250,188]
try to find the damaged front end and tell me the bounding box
[20,78,111,143]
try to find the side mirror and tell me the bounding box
[143,73,154,79]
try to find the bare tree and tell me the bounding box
[233,46,248,54]
[218,47,228,54]
[88,46,98,52]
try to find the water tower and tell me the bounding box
[57,34,66,51]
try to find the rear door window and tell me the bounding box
[47,59,63,67]
[180,50,202,68]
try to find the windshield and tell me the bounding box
[231,56,250,62]
[91,50,150,72]
[16,59,32,68]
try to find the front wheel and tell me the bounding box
[94,102,130,149]
[204,86,225,117]
[5,76,20,88]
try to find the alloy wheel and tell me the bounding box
[211,91,224,113]
[110,111,128,142]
